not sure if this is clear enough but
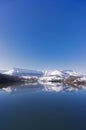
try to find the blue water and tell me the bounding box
[0,84,86,130]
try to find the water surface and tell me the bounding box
[0,83,86,130]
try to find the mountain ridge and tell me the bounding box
[0,67,86,87]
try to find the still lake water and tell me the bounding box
[0,83,86,130]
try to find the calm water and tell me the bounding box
[0,83,86,130]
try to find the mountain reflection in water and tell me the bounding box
[0,82,86,130]
[0,82,85,94]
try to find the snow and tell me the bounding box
[22,76,38,79]
[39,69,63,82]
[79,76,86,81]
[62,70,79,77]
[3,68,43,77]
[1,68,80,78]
[74,76,86,82]
[39,76,62,83]
[44,70,63,77]
[1,67,86,84]
[3,69,15,75]
[41,70,80,83]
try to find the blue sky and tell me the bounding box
[0,0,86,74]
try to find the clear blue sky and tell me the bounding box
[0,0,86,74]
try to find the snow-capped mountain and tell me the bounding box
[44,70,63,77]
[73,76,86,83]
[1,68,80,78]
[39,70,80,83]
[62,70,79,77]
[1,67,86,86]
[39,70,63,83]
[3,68,43,77]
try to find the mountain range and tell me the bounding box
[0,68,86,86]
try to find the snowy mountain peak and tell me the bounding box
[62,70,79,77]
[44,70,62,77]
[2,68,80,78]
[1,67,83,81]
[3,68,43,77]
[1,67,86,86]
[3,69,15,75]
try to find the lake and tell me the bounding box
[0,83,86,130]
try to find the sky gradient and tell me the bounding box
[0,0,86,74]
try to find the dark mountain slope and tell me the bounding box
[0,73,24,84]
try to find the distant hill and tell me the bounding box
[0,73,24,84]
[3,68,43,77]
[0,68,86,87]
